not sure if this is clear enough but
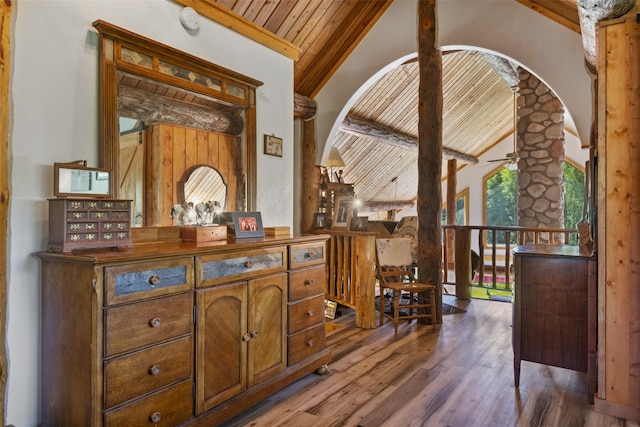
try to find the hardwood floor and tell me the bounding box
[221,294,637,427]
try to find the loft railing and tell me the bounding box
[442,225,579,292]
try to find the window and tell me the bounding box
[441,188,469,225]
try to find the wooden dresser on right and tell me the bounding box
[512,244,596,403]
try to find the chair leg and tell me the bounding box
[393,289,400,336]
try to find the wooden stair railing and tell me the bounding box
[442,225,579,291]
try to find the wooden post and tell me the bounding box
[0,0,11,421]
[417,0,443,324]
[301,119,319,234]
[454,226,472,300]
[354,234,377,329]
[446,159,457,271]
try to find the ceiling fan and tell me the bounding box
[487,88,518,170]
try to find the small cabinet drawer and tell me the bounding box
[104,379,193,427]
[105,257,193,305]
[104,336,192,408]
[196,246,287,287]
[288,265,325,301]
[288,295,325,334]
[105,292,192,357]
[289,242,326,269]
[288,323,326,366]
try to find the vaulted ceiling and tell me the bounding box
[193,0,630,214]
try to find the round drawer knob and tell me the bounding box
[305,251,313,259]
[148,275,161,286]
[149,318,161,328]
[307,310,314,317]
[149,412,161,423]
[242,333,251,342]
[149,364,161,375]
[304,279,314,286]
[306,340,315,347]
[244,260,253,268]
[250,330,259,338]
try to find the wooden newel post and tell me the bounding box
[454,225,471,299]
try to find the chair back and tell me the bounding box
[375,238,416,284]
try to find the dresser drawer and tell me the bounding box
[289,265,325,301]
[288,323,326,366]
[104,379,192,427]
[105,292,192,357]
[196,246,287,287]
[288,294,325,334]
[289,241,326,269]
[104,336,192,408]
[105,257,193,305]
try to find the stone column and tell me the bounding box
[516,69,566,243]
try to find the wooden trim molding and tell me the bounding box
[171,0,300,61]
[0,0,11,422]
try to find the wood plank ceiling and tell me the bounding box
[210,0,581,214]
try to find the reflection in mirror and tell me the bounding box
[173,166,226,226]
[119,117,145,226]
[57,168,111,196]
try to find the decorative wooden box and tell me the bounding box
[47,198,133,252]
[180,225,227,242]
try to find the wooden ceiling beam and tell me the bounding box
[340,115,479,164]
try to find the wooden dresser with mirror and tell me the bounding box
[38,21,330,426]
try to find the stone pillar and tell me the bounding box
[516,69,566,243]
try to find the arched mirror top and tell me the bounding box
[93,20,263,227]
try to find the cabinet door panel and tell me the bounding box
[248,273,287,386]
[196,282,247,414]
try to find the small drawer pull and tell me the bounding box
[250,330,259,338]
[306,340,315,347]
[244,260,253,268]
[305,251,314,259]
[242,333,251,342]
[149,318,161,328]
[304,279,314,286]
[149,364,161,375]
[149,412,161,423]
[307,310,314,317]
[148,275,161,286]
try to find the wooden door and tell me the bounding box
[247,273,287,387]
[195,282,247,414]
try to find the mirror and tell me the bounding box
[54,161,112,198]
[94,20,263,227]
[183,166,227,211]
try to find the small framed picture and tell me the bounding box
[264,135,283,157]
[325,300,338,319]
[350,216,368,232]
[314,212,326,230]
[231,211,264,238]
[332,196,353,230]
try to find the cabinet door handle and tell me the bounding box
[149,317,161,328]
[242,333,251,342]
[244,260,253,268]
[250,330,259,338]
[306,340,315,347]
[149,412,161,423]
[148,275,161,285]
[307,310,314,317]
[149,364,161,375]
[304,279,314,286]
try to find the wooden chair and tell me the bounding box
[375,237,437,336]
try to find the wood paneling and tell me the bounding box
[146,123,238,226]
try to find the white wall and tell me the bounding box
[315,0,593,164]
[10,1,293,425]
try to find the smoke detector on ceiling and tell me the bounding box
[180,7,200,31]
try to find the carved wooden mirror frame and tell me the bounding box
[93,20,262,225]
